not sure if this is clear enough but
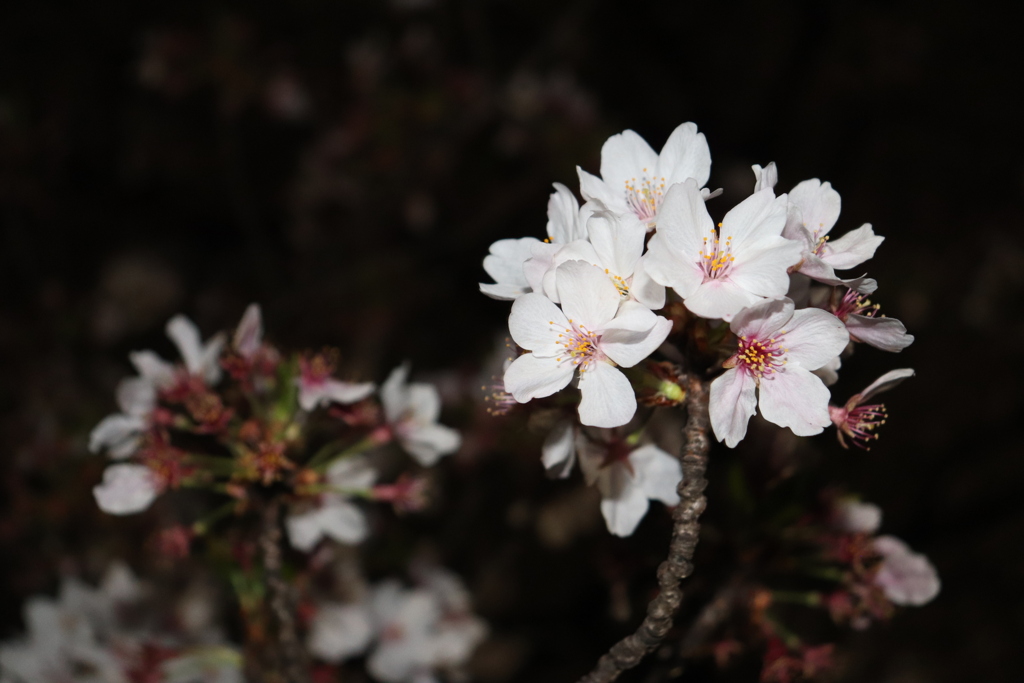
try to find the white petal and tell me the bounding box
[308,603,374,663]
[479,282,530,300]
[813,355,842,387]
[166,315,206,376]
[821,224,884,270]
[286,509,328,551]
[321,500,370,545]
[130,350,177,388]
[507,293,568,357]
[729,297,794,339]
[556,260,620,329]
[798,254,878,293]
[541,420,576,479]
[234,303,263,358]
[400,423,461,466]
[781,308,849,369]
[600,312,672,368]
[846,315,914,352]
[547,182,586,243]
[381,364,411,423]
[523,241,560,293]
[93,464,159,515]
[406,383,442,424]
[657,122,711,188]
[327,455,378,489]
[577,363,636,428]
[630,444,682,505]
[684,280,760,321]
[857,368,915,403]
[576,166,622,212]
[503,353,575,403]
[116,376,156,416]
[835,500,882,534]
[653,181,714,263]
[297,380,328,411]
[89,414,145,455]
[873,536,941,606]
[544,240,602,299]
[629,258,666,310]
[599,129,659,195]
[586,211,645,278]
[752,162,778,192]
[197,333,227,384]
[758,366,832,436]
[709,369,757,448]
[728,237,804,297]
[788,179,841,237]
[482,237,541,286]
[329,379,376,406]
[720,189,788,248]
[641,233,703,298]
[600,476,650,537]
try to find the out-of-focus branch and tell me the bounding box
[578,375,711,683]
[259,499,309,683]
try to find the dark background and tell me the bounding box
[1,1,1021,681]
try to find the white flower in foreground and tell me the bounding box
[531,210,665,310]
[834,499,882,535]
[286,456,376,551]
[644,181,802,320]
[296,353,375,411]
[783,179,883,293]
[479,183,588,301]
[709,297,849,447]
[89,377,156,459]
[830,288,914,353]
[308,602,374,663]
[872,536,941,606]
[830,368,915,450]
[127,314,226,389]
[577,122,711,228]
[577,434,682,537]
[504,260,672,428]
[93,463,160,516]
[381,364,461,466]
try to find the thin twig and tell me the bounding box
[577,375,711,683]
[260,499,309,683]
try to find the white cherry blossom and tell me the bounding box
[834,499,882,534]
[577,433,682,537]
[830,288,914,353]
[286,456,376,551]
[531,210,665,310]
[232,303,263,358]
[479,183,588,301]
[830,368,915,449]
[89,377,156,459]
[93,463,160,516]
[872,536,941,606]
[296,354,375,411]
[503,260,672,428]
[165,315,227,385]
[709,297,849,447]
[783,179,883,293]
[576,122,711,228]
[644,181,802,320]
[541,419,577,479]
[380,364,461,466]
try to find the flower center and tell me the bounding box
[832,289,880,321]
[830,403,888,450]
[604,268,630,298]
[698,224,735,281]
[623,168,665,223]
[733,334,787,380]
[552,319,605,372]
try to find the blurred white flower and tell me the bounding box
[381,365,461,466]
[93,463,160,516]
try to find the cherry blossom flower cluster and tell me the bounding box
[479,122,917,536]
[89,305,460,552]
[307,566,487,683]
[0,563,241,683]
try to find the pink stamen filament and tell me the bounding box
[623,169,666,223]
[698,224,735,281]
[552,319,604,373]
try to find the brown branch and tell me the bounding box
[259,499,310,683]
[577,375,711,683]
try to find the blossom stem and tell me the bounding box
[771,590,823,607]
[305,434,379,472]
[577,375,710,683]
